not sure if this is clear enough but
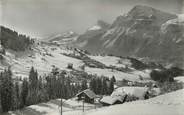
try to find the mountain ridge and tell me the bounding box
[74,5,184,68]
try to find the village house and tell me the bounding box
[114,87,149,100]
[99,86,151,106]
[76,89,97,104]
[100,95,127,106]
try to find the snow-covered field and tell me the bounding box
[85,67,151,82]
[7,98,97,115]
[86,89,184,115]
[88,55,131,68]
[6,89,184,115]
[0,44,84,78]
[0,43,153,83]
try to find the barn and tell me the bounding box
[76,89,97,103]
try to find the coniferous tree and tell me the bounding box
[89,78,96,93]
[81,79,88,91]
[26,67,39,105]
[11,82,21,110]
[21,78,28,107]
[101,78,108,95]
[96,78,102,94]
[111,76,116,83]
[0,68,14,112]
[109,77,115,94]
[37,76,49,103]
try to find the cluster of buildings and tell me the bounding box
[76,86,161,106]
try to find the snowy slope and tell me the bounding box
[85,67,151,82]
[88,25,101,31]
[86,89,184,115]
[7,98,96,115]
[6,89,184,115]
[88,55,131,68]
[0,41,152,83]
[0,44,84,78]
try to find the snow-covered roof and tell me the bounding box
[149,88,161,96]
[174,76,184,83]
[113,87,149,99]
[76,89,97,99]
[100,96,125,105]
[111,90,126,97]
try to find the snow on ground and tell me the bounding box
[27,102,71,115]
[85,67,151,82]
[113,86,148,99]
[85,67,136,81]
[1,44,84,78]
[86,89,184,115]
[175,76,184,83]
[177,14,184,22]
[144,89,184,105]
[88,25,101,31]
[88,55,131,68]
[87,103,183,115]
[7,89,184,115]
[1,43,151,83]
[65,98,94,107]
[7,98,97,115]
[130,70,151,79]
[88,56,151,82]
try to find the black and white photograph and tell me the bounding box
[0,0,184,115]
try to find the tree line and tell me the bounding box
[0,66,116,112]
[0,26,33,51]
[150,67,184,82]
[0,67,83,112]
[89,75,116,95]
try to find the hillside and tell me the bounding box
[75,5,184,68]
[0,26,33,51]
[86,89,184,115]
[43,31,79,46]
[0,41,154,83]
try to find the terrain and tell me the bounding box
[4,87,184,115]
[0,5,184,115]
[0,39,153,82]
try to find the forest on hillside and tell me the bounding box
[0,26,33,51]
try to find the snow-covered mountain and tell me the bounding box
[75,5,184,68]
[43,31,79,45]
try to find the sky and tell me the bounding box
[0,0,184,38]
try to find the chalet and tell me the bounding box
[100,86,150,106]
[100,95,127,106]
[76,89,97,103]
[113,87,149,100]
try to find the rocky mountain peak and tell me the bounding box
[97,20,110,29]
[128,5,156,17]
[74,5,183,68]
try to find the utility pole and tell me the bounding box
[81,96,85,112]
[82,99,84,112]
[61,97,62,115]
